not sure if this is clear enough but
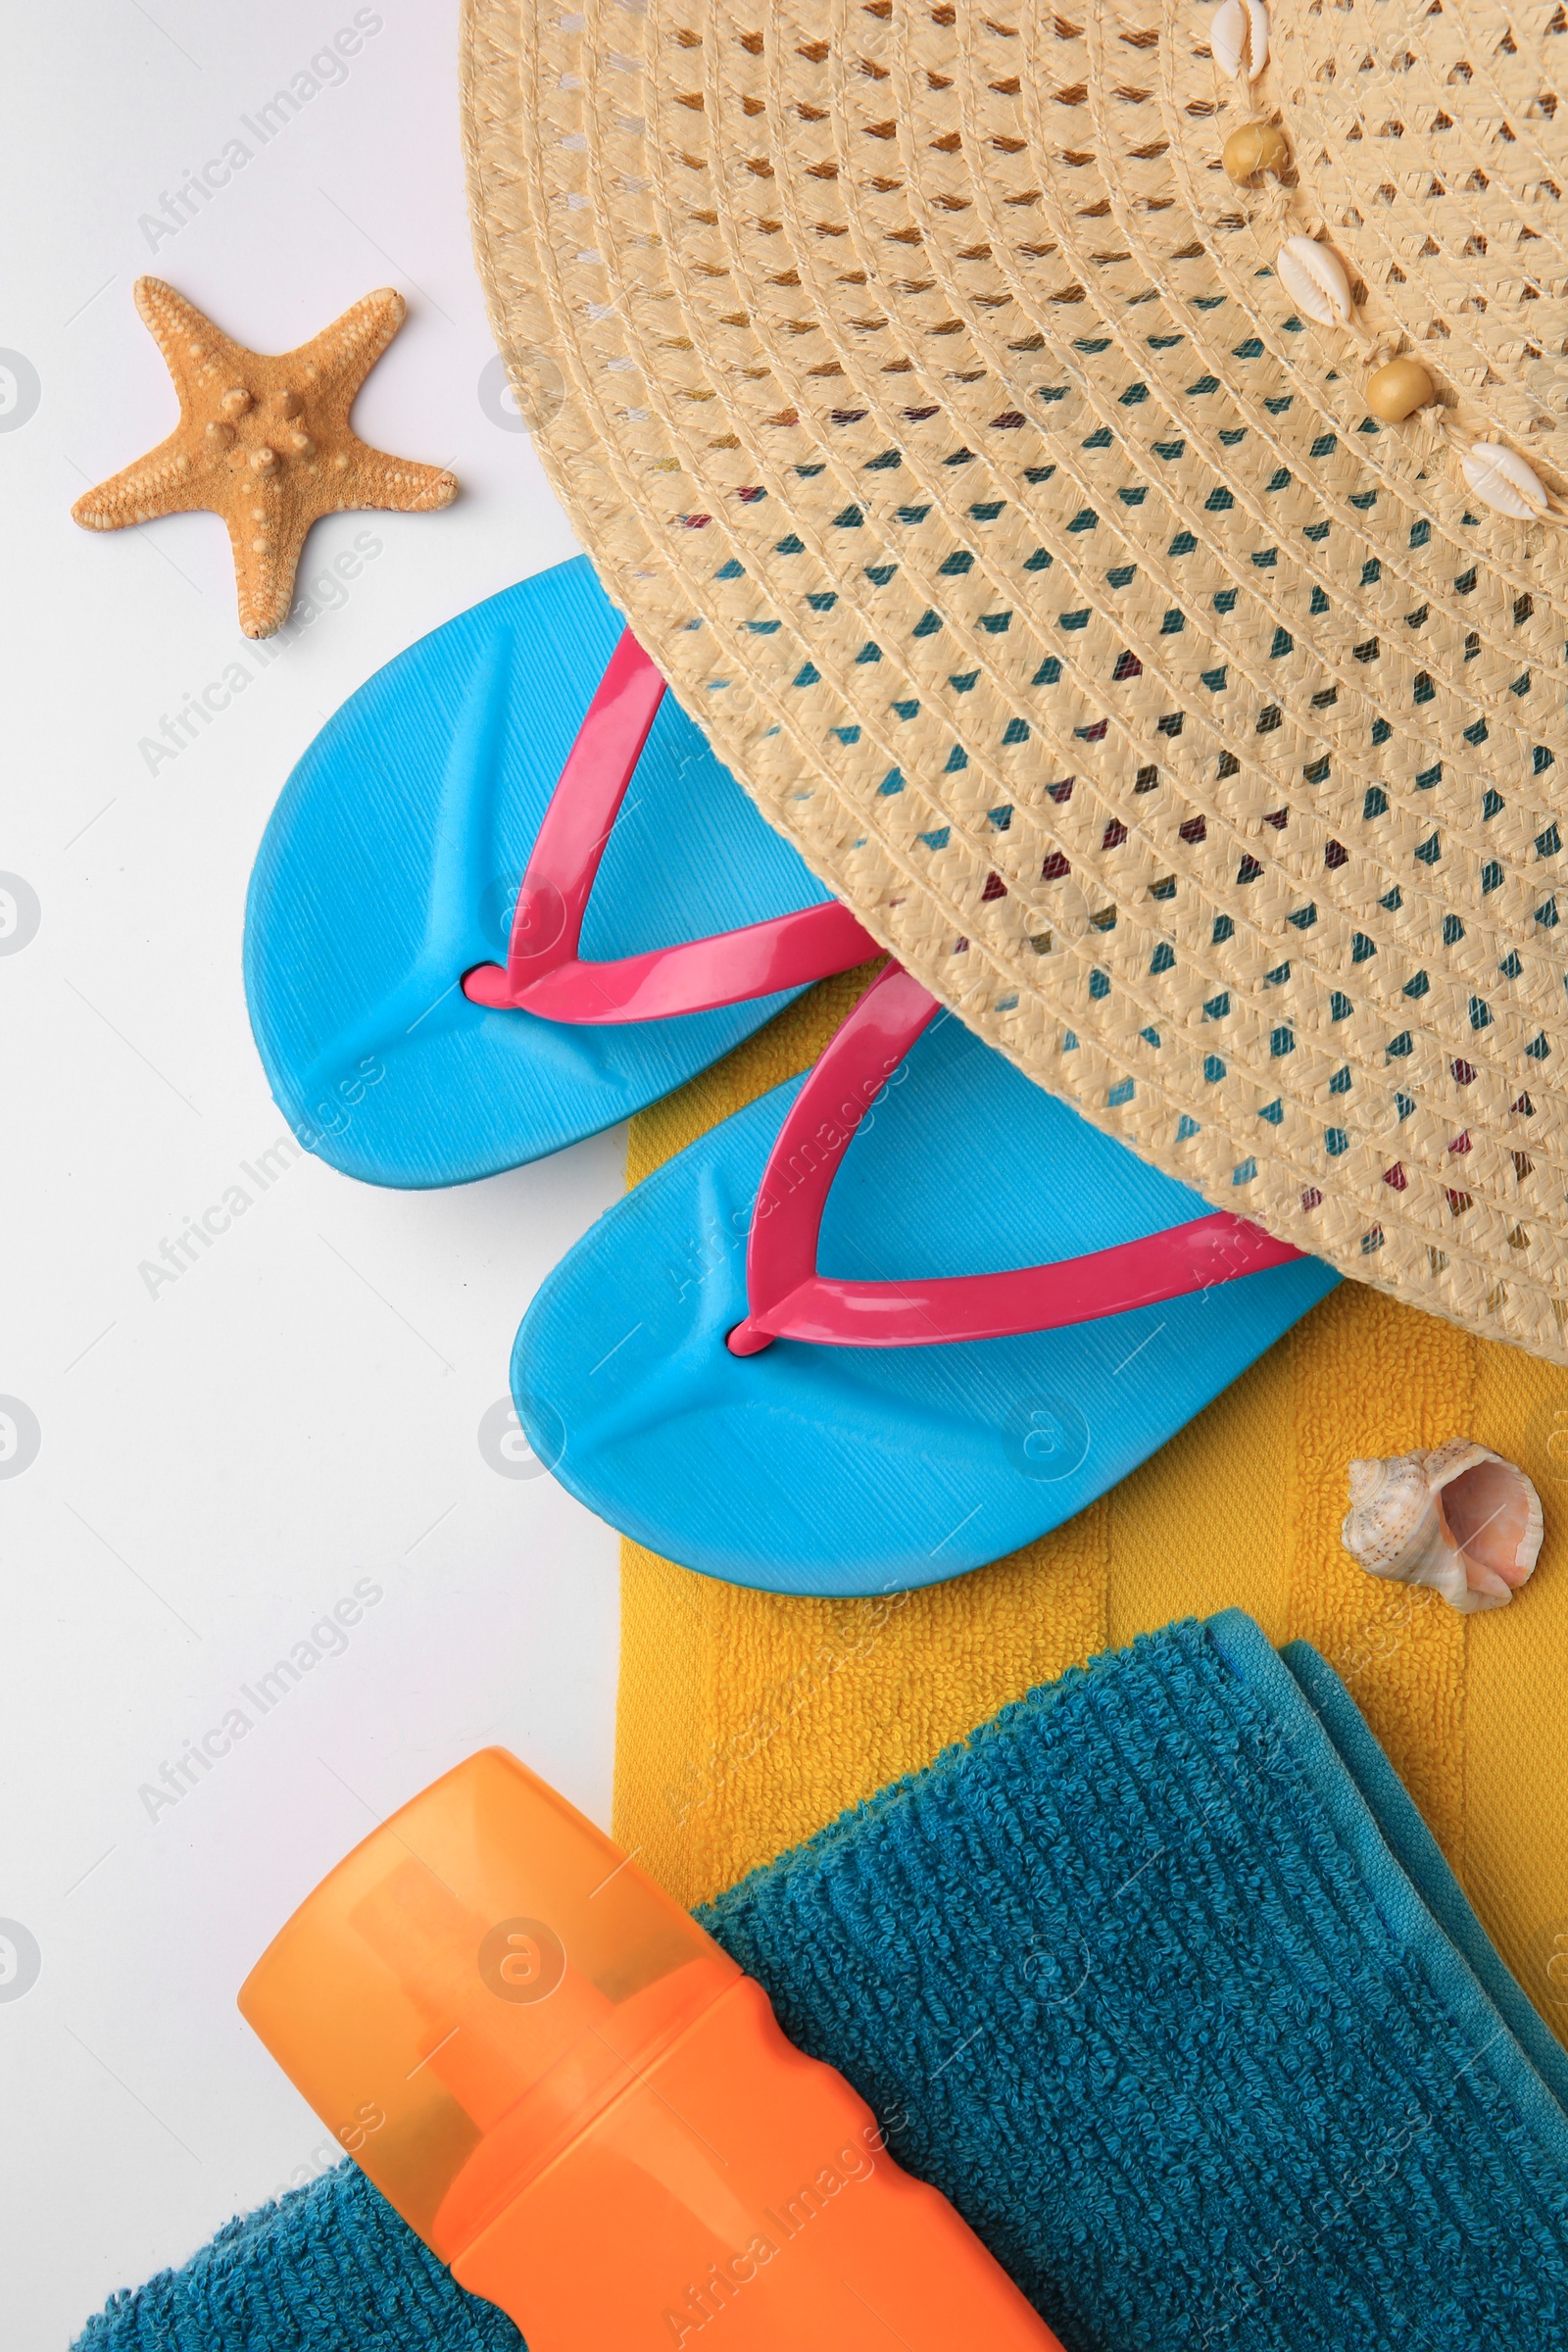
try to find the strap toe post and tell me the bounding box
[463,626,877,1025]
[726,962,1305,1358]
[464,882,570,1006]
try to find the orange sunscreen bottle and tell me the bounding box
[239,1748,1064,2352]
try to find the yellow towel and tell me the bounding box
[614,973,1568,2044]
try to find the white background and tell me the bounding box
[0,7,622,2342]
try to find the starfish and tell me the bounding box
[73,277,457,639]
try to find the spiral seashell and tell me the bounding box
[1342,1439,1544,1613]
[1277,237,1354,328]
[1461,442,1550,520]
[1211,0,1270,81]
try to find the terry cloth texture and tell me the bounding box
[72,2162,520,2352]
[464,0,1568,1362]
[75,1614,1568,2352]
[617,974,1568,2034]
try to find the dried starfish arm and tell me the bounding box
[72,437,218,528]
[292,287,410,413]
[131,277,250,401]
[335,443,459,514]
[225,486,309,640]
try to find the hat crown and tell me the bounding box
[1271,0,1568,450]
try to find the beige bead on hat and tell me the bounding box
[463,0,1568,1361]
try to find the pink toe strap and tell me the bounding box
[462,628,877,1024]
[726,962,1303,1355]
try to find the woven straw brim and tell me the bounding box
[463,0,1568,1362]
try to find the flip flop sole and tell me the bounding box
[244,557,836,1186]
[512,1008,1339,1594]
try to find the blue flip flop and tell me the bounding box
[511,964,1339,1594]
[243,557,874,1186]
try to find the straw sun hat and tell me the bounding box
[465,0,1568,1361]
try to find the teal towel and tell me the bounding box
[74,1613,1568,2351]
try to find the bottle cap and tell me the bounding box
[238,1749,738,2261]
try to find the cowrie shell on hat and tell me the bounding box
[1209,0,1270,82]
[1462,446,1551,523]
[1276,240,1353,330]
